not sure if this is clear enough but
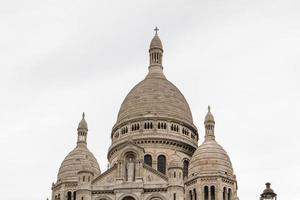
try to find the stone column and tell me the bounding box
[117,161,121,177]
[135,160,140,177]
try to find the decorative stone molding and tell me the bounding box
[143,163,168,181]
[92,164,117,184]
[92,190,114,194]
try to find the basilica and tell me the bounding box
[51,30,239,200]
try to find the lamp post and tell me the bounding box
[260,182,277,200]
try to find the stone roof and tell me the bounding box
[150,32,163,50]
[116,30,194,126]
[204,106,215,124]
[57,144,100,182]
[78,112,88,130]
[116,70,194,125]
[189,139,233,177]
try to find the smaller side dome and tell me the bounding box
[57,145,100,182]
[168,151,182,169]
[189,107,234,178]
[189,140,233,177]
[56,113,100,183]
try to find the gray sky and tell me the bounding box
[0,0,299,199]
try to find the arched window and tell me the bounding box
[183,160,189,178]
[122,197,135,200]
[174,171,176,178]
[144,122,153,129]
[144,154,152,167]
[211,186,215,200]
[193,188,197,200]
[189,190,193,200]
[204,186,209,200]
[158,122,161,129]
[67,192,72,200]
[157,155,166,174]
[73,192,76,200]
[228,188,232,200]
[223,187,227,200]
[174,193,176,200]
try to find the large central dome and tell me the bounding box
[116,32,193,126]
[108,31,198,163]
[117,72,193,125]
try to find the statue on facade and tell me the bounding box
[126,158,135,182]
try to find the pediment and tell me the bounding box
[142,163,168,185]
[92,164,117,186]
[116,139,145,160]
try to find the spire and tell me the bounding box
[77,112,88,145]
[148,27,164,75]
[204,105,215,141]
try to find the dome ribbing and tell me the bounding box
[189,140,233,177]
[116,74,194,125]
[57,145,100,182]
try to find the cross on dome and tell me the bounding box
[154,26,159,35]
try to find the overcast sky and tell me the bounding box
[0,0,299,200]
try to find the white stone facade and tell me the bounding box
[51,30,239,200]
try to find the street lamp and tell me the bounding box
[260,182,277,200]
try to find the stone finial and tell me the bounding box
[77,112,88,145]
[204,105,215,141]
[204,105,215,124]
[148,27,164,75]
[78,112,88,130]
[150,27,163,50]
